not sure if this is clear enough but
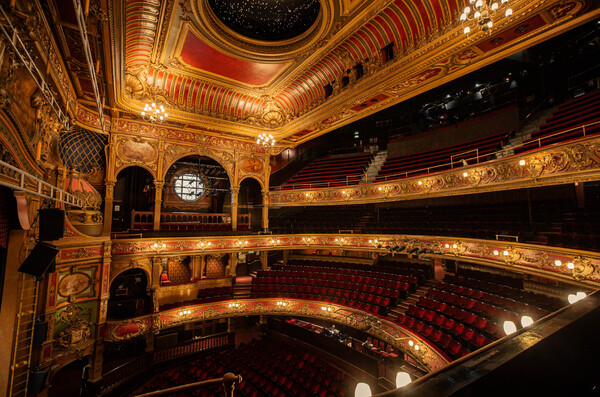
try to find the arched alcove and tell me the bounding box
[112,166,154,232]
[238,177,262,230]
[107,268,150,320]
[163,155,231,214]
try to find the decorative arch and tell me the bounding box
[161,144,234,183]
[110,258,152,284]
[238,175,265,191]
[114,163,158,182]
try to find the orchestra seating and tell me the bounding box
[159,286,234,311]
[375,131,508,182]
[136,338,353,397]
[516,90,600,153]
[396,270,566,360]
[281,153,373,189]
[251,260,429,315]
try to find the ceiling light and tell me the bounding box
[460,0,511,36]
[141,102,168,123]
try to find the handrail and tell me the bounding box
[276,118,600,188]
[135,373,242,397]
[496,234,519,242]
[450,148,479,168]
[515,91,555,134]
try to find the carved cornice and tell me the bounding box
[269,135,600,206]
[103,298,450,372]
[110,234,600,286]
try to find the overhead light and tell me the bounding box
[355,383,372,397]
[257,133,275,147]
[521,316,533,327]
[503,320,517,335]
[141,102,168,123]
[460,0,512,36]
[568,292,586,304]
[395,372,412,388]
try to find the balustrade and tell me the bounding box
[130,211,251,232]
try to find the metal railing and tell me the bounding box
[274,119,600,189]
[0,5,70,130]
[0,160,83,206]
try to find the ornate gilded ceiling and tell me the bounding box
[44,0,600,147]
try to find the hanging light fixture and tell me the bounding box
[141,102,168,123]
[256,133,275,147]
[460,0,512,35]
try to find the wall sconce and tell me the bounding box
[519,159,526,166]
[520,315,533,327]
[178,309,192,317]
[568,291,586,304]
[302,237,312,246]
[335,237,346,246]
[153,241,167,252]
[321,306,332,312]
[199,241,212,250]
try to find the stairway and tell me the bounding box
[234,276,253,298]
[500,107,557,157]
[386,283,434,321]
[361,150,387,183]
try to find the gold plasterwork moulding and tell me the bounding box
[269,135,600,206]
[96,233,600,287]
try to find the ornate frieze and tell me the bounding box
[109,234,600,286]
[102,298,449,372]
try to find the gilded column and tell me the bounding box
[103,180,115,236]
[261,251,268,271]
[229,253,238,276]
[230,186,240,231]
[261,190,269,231]
[153,180,164,231]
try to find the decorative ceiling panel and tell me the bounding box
[40,0,596,146]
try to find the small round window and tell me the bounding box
[174,173,205,202]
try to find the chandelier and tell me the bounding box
[460,0,512,35]
[141,102,168,123]
[256,133,275,147]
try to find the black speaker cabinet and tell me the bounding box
[28,369,48,394]
[38,208,65,241]
[33,320,48,344]
[18,243,59,278]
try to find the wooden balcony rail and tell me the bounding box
[101,333,232,393]
[131,211,251,232]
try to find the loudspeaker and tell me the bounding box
[28,369,48,394]
[38,209,65,241]
[33,320,48,344]
[18,243,58,278]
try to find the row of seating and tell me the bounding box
[445,273,565,312]
[261,268,416,291]
[431,283,548,319]
[159,286,234,311]
[375,130,509,181]
[137,337,353,397]
[515,90,600,153]
[252,275,405,300]
[250,284,392,315]
[282,153,373,189]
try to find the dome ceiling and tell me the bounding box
[207,0,321,41]
[40,0,600,147]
